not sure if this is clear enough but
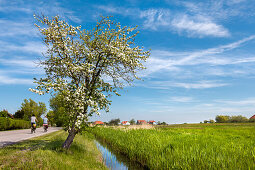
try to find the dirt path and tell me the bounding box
[0,127,62,147]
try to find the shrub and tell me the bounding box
[215,115,230,123]
[0,117,30,131]
[0,110,13,118]
[249,118,255,122]
[229,115,248,123]
[209,119,215,123]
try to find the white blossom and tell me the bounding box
[31,15,149,133]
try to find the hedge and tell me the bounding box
[0,117,30,131]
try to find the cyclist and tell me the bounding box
[31,114,37,133]
[43,116,48,132]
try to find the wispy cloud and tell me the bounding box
[35,2,82,23]
[140,9,230,37]
[0,0,32,13]
[0,74,33,85]
[144,35,255,77]
[180,0,255,21]
[171,14,230,37]
[0,6,31,13]
[97,1,255,38]
[0,0,82,23]
[172,81,228,89]
[140,80,228,89]
[215,98,255,106]
[0,20,37,37]
[0,41,45,55]
[140,9,171,30]
[137,35,255,90]
[0,58,38,68]
[175,35,255,65]
[97,5,230,38]
[169,96,194,102]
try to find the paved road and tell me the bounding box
[0,127,62,147]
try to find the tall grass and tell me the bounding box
[92,123,255,169]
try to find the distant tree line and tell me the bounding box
[157,121,168,125]
[215,115,254,123]
[203,115,255,124]
[203,120,215,123]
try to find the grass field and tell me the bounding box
[92,123,255,169]
[0,130,107,170]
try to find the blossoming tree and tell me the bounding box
[30,15,150,149]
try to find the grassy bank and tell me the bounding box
[0,130,107,169]
[92,123,255,169]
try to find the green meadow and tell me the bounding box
[92,123,255,169]
[0,131,107,170]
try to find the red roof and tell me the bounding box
[94,121,104,125]
[250,115,255,119]
[137,120,146,123]
[122,121,128,124]
[149,120,155,123]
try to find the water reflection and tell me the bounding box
[95,140,147,170]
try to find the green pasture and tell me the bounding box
[92,123,255,169]
[0,131,107,170]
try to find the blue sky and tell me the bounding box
[1,0,255,124]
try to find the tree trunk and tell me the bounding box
[62,127,77,149]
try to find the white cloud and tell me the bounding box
[0,6,31,13]
[175,35,255,65]
[139,8,230,37]
[0,0,81,23]
[170,96,194,102]
[139,80,228,89]
[171,14,230,37]
[228,0,246,4]
[144,35,255,77]
[0,74,33,85]
[32,2,82,23]
[215,98,255,106]
[98,5,230,38]
[181,0,255,20]
[140,9,171,30]
[0,58,38,68]
[0,0,32,13]
[0,20,37,37]
[140,57,180,77]
[173,81,228,89]
[0,41,46,54]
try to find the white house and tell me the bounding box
[121,121,130,125]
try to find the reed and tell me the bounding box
[92,123,255,169]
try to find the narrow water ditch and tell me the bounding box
[95,139,148,170]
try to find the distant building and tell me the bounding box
[137,120,147,125]
[148,120,156,125]
[94,121,104,125]
[121,121,130,125]
[250,115,255,120]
